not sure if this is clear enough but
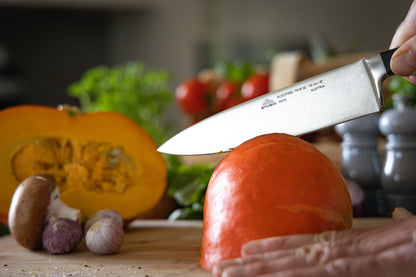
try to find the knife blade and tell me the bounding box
[158,49,396,156]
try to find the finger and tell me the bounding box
[404,75,416,84]
[390,0,416,48]
[218,255,309,277]
[390,1,416,77]
[217,241,416,277]
[359,216,416,249]
[213,258,243,277]
[242,216,416,256]
[216,218,416,276]
[214,247,304,276]
[213,231,357,276]
[390,35,416,76]
[257,256,371,277]
[235,218,416,275]
[218,242,363,277]
[242,229,359,255]
[214,236,366,276]
[242,234,318,255]
[259,241,416,277]
[309,218,416,261]
[242,216,416,260]
[392,207,413,221]
[214,243,327,276]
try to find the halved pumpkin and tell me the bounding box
[0,105,167,225]
[200,133,352,270]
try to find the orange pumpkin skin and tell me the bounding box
[200,133,352,270]
[0,105,167,225]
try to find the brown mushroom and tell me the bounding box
[8,174,81,250]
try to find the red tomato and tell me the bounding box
[215,81,240,111]
[241,73,269,100]
[175,78,209,115]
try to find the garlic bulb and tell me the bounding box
[85,218,124,255]
[84,209,123,233]
[42,217,83,254]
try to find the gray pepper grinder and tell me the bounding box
[379,94,416,215]
[335,113,385,217]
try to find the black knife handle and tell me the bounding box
[380,48,398,76]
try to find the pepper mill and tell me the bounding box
[335,113,385,217]
[379,94,416,215]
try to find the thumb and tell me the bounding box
[390,1,416,78]
[392,207,413,221]
[390,0,416,49]
[390,35,416,76]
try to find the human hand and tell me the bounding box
[213,208,416,277]
[390,0,416,84]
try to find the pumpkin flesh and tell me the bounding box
[0,105,167,224]
[12,137,135,194]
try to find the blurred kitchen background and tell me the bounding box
[0,0,412,128]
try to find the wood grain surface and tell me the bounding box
[0,218,391,277]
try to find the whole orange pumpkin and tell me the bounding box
[200,133,352,270]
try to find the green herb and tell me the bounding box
[68,62,173,145]
[166,158,215,220]
[68,62,215,220]
[215,60,254,84]
[388,76,416,108]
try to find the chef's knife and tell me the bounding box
[158,49,396,156]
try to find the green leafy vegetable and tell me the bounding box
[165,155,215,219]
[388,76,416,108]
[68,62,173,145]
[215,60,254,84]
[389,76,416,95]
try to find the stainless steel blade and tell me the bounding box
[158,51,393,155]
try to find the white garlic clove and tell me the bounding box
[84,209,124,233]
[85,218,124,255]
[42,217,83,254]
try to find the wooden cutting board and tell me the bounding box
[0,218,391,276]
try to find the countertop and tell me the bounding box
[0,218,392,277]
